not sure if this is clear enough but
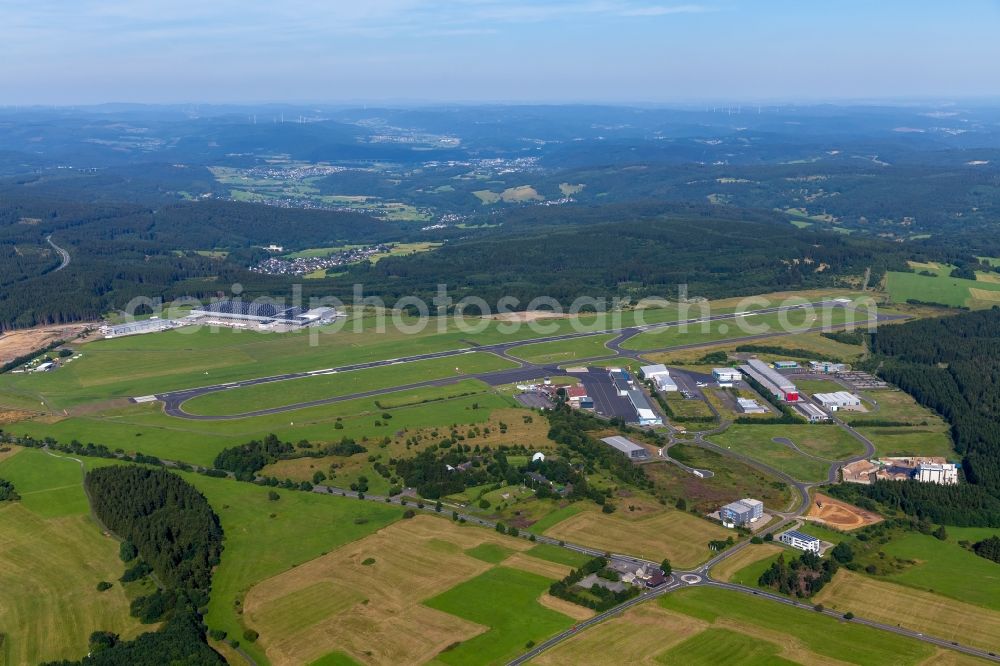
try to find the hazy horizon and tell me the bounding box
[3,1,1000,106]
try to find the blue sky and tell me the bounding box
[2,0,999,104]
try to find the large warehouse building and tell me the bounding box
[601,436,650,461]
[739,359,799,402]
[191,300,340,328]
[640,364,677,392]
[813,391,862,411]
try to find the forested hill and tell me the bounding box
[871,308,1000,495]
[342,208,908,305]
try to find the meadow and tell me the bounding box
[708,425,860,483]
[508,333,618,365]
[709,543,784,583]
[181,471,402,666]
[9,380,513,468]
[885,270,1000,308]
[0,448,144,665]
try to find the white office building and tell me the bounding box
[915,462,958,485]
[778,529,821,553]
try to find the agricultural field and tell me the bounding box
[644,329,867,369]
[181,352,517,416]
[507,334,617,365]
[537,585,945,666]
[0,448,144,665]
[183,471,402,666]
[885,270,1000,308]
[708,424,862,483]
[814,570,1000,652]
[541,502,731,567]
[240,515,574,666]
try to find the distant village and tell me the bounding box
[250,244,390,276]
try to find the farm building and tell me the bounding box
[719,498,764,527]
[916,462,958,485]
[626,390,663,426]
[739,359,800,402]
[796,402,830,422]
[736,398,767,414]
[601,436,650,461]
[33,361,55,373]
[778,529,821,553]
[813,391,862,410]
[712,368,742,383]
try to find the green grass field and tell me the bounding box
[659,587,933,666]
[525,543,592,568]
[0,449,144,665]
[182,352,516,416]
[465,542,516,564]
[886,270,1000,308]
[424,566,575,666]
[655,628,796,666]
[9,380,513,468]
[855,426,955,458]
[508,334,617,364]
[183,471,401,666]
[623,303,862,352]
[878,531,1000,612]
[708,425,849,482]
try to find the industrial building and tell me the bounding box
[627,390,663,426]
[773,360,799,369]
[810,361,847,374]
[601,436,650,461]
[796,402,830,422]
[712,368,742,384]
[609,369,634,396]
[191,300,340,328]
[813,391,862,411]
[719,498,764,527]
[640,364,677,392]
[739,359,800,402]
[778,529,821,553]
[736,397,767,414]
[916,462,959,485]
[102,318,181,338]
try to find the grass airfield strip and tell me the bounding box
[9,380,511,467]
[179,351,517,416]
[0,448,145,665]
[0,289,859,412]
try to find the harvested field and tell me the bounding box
[537,593,595,621]
[711,544,783,582]
[0,409,34,424]
[243,515,532,666]
[806,493,882,530]
[530,604,707,666]
[0,323,92,364]
[543,506,730,568]
[502,552,574,580]
[814,570,1000,652]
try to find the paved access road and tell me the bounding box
[46,235,71,272]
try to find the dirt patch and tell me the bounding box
[0,323,94,365]
[806,493,882,531]
[65,399,133,418]
[243,515,530,666]
[0,444,22,463]
[537,593,595,621]
[0,410,35,425]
